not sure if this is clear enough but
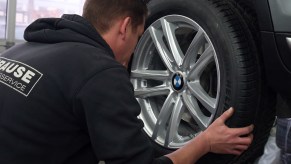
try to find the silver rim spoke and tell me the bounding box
[134,85,170,99]
[165,96,184,146]
[182,92,210,130]
[183,28,205,69]
[188,45,214,79]
[187,81,216,114]
[131,70,170,81]
[149,26,177,72]
[161,18,184,67]
[152,92,175,140]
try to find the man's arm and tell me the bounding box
[166,108,254,164]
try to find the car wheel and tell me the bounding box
[130,0,276,163]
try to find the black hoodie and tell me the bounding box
[0,14,172,164]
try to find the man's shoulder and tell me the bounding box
[1,41,122,83]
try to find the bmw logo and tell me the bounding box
[172,73,184,91]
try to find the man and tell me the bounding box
[0,0,253,163]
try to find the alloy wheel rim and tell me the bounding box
[130,15,221,148]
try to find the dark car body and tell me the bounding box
[254,0,291,97]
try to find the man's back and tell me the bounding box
[0,41,110,164]
[0,15,153,164]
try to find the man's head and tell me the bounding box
[83,0,148,68]
[83,0,148,34]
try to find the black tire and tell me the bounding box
[131,0,276,163]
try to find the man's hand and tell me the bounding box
[166,107,254,164]
[203,107,254,155]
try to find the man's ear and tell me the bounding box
[119,17,131,39]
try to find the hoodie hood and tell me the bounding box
[24,14,113,55]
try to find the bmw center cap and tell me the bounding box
[172,72,184,91]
